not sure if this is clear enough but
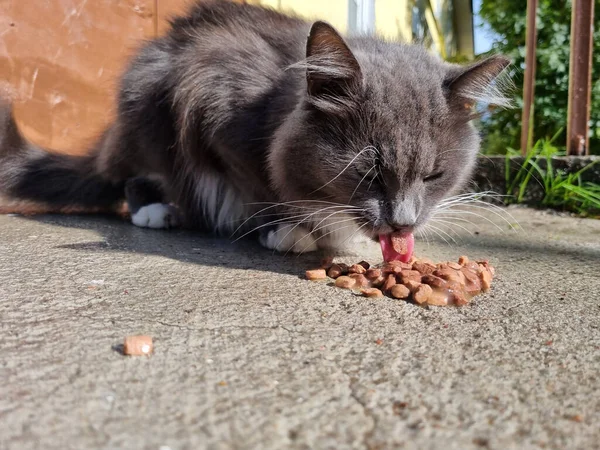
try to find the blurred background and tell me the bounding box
[0,0,598,156]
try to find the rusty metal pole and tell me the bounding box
[520,0,538,155]
[566,0,595,156]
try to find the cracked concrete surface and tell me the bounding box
[1,207,599,449]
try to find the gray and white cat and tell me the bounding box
[0,0,510,262]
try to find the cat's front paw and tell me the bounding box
[131,203,179,229]
[259,224,318,253]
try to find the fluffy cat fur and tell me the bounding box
[0,0,510,253]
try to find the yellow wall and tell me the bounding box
[374,0,412,42]
[259,0,349,33]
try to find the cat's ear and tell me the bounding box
[444,55,512,109]
[305,21,362,108]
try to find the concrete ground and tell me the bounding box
[1,206,599,450]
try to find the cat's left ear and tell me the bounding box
[444,55,512,109]
[305,21,362,110]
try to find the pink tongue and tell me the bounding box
[379,232,415,263]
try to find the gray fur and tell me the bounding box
[0,0,510,251]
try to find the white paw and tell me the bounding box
[131,203,179,229]
[259,224,318,253]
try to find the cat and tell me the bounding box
[0,0,510,261]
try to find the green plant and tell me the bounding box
[505,134,600,216]
[479,0,600,155]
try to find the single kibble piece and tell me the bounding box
[433,268,465,285]
[421,274,447,289]
[458,255,469,266]
[357,260,371,270]
[349,264,367,274]
[365,268,382,280]
[327,264,345,279]
[413,284,433,304]
[349,273,370,288]
[371,275,386,288]
[123,335,153,356]
[306,269,327,281]
[404,279,422,293]
[335,276,356,289]
[361,288,384,298]
[382,274,397,292]
[412,262,435,275]
[390,284,410,299]
[480,269,492,292]
[399,270,422,284]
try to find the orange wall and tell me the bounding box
[0,0,192,153]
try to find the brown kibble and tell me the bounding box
[327,264,345,278]
[335,276,356,289]
[349,273,370,288]
[123,335,153,356]
[361,288,384,298]
[413,284,433,304]
[371,276,386,288]
[450,289,470,306]
[412,261,435,275]
[306,269,327,280]
[382,274,396,292]
[390,284,410,299]
[421,274,447,289]
[349,264,367,274]
[427,288,450,306]
[399,269,422,284]
[382,264,402,275]
[467,262,482,273]
[365,268,382,280]
[434,268,466,285]
[461,268,482,294]
[480,269,492,292]
[404,279,422,293]
[304,255,494,307]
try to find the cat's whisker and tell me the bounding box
[432,209,506,233]
[296,223,359,255]
[310,209,361,235]
[309,146,378,195]
[274,205,358,250]
[231,206,348,242]
[429,214,481,230]
[231,216,311,242]
[288,216,359,256]
[422,224,455,246]
[338,221,370,248]
[440,203,520,232]
[416,228,431,247]
[426,218,475,236]
[435,190,506,208]
[428,223,459,244]
[349,164,376,202]
[232,202,356,236]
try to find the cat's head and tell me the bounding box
[269,21,511,245]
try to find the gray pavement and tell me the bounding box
[1,207,599,450]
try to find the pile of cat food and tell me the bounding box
[305,255,495,306]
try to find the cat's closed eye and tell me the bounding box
[423,172,444,182]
